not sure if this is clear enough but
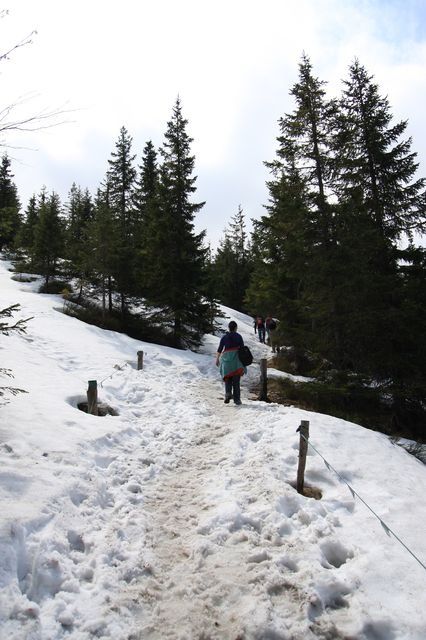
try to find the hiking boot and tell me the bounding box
[224,394,232,404]
[234,399,242,405]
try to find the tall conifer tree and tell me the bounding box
[332,59,426,377]
[88,182,119,317]
[107,126,137,314]
[246,159,311,348]
[65,184,94,278]
[248,55,339,359]
[146,98,209,347]
[15,194,38,256]
[0,154,21,251]
[32,189,63,289]
[132,140,160,297]
[212,206,252,311]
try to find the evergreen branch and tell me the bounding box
[0,303,21,318]
[0,386,27,397]
[0,305,33,335]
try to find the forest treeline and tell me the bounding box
[1,56,425,439]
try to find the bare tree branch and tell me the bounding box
[0,13,76,147]
[0,95,76,134]
[0,30,37,63]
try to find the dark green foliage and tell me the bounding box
[0,154,21,251]
[64,183,94,284]
[15,195,38,255]
[327,60,425,380]
[106,126,137,314]
[334,60,426,242]
[249,55,426,376]
[86,182,120,318]
[269,371,425,443]
[246,55,337,355]
[133,140,159,217]
[0,304,30,403]
[0,303,30,335]
[211,205,253,311]
[63,296,174,346]
[38,279,72,294]
[245,163,312,348]
[247,55,426,438]
[143,98,211,347]
[31,189,64,289]
[270,374,391,433]
[132,139,161,298]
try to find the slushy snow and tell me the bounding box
[0,258,425,640]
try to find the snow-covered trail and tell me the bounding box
[99,376,362,640]
[127,386,272,639]
[2,347,360,640]
[2,263,426,640]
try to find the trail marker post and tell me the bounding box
[296,420,310,494]
[258,358,268,401]
[137,350,144,370]
[87,380,98,416]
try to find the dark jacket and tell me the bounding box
[217,331,245,379]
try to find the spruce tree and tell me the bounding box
[247,55,339,361]
[88,182,119,318]
[32,189,64,289]
[245,160,312,351]
[65,183,94,291]
[212,206,253,311]
[333,59,426,378]
[146,98,209,347]
[335,59,426,242]
[0,304,30,405]
[132,140,160,297]
[0,154,21,251]
[15,194,38,257]
[133,140,159,217]
[106,126,137,315]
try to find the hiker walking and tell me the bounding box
[265,315,277,344]
[255,316,266,343]
[215,320,245,405]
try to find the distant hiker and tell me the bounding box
[256,316,266,343]
[216,320,245,405]
[265,315,277,343]
[253,317,257,334]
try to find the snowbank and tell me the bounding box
[1,259,425,639]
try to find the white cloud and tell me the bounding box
[2,0,426,247]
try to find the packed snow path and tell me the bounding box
[126,383,318,639]
[1,264,426,639]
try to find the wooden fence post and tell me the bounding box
[87,380,98,416]
[296,420,310,494]
[137,350,144,370]
[258,358,268,401]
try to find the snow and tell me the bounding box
[266,368,314,384]
[0,257,425,640]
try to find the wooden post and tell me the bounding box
[296,420,310,494]
[258,358,268,401]
[137,350,144,370]
[87,380,98,416]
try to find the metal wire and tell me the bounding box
[299,432,426,573]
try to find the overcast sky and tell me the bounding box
[2,0,426,249]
